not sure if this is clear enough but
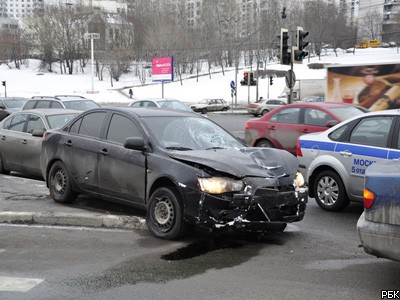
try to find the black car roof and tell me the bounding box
[86,107,197,118]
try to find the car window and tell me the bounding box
[76,112,107,138]
[106,114,143,144]
[35,100,52,109]
[270,107,300,124]
[328,124,350,141]
[349,116,394,148]
[47,114,78,129]
[142,116,243,150]
[304,108,333,126]
[50,101,64,109]
[7,114,27,132]
[63,100,99,110]
[26,115,46,133]
[130,102,142,108]
[327,106,365,120]
[23,101,36,110]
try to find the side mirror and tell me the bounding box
[124,137,147,151]
[326,120,339,128]
[32,129,46,137]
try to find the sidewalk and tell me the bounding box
[0,174,147,231]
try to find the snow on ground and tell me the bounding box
[0,47,399,105]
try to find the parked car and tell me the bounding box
[0,109,79,178]
[0,97,27,121]
[301,96,325,102]
[22,95,100,111]
[129,98,192,112]
[244,102,366,155]
[247,99,286,116]
[191,98,230,114]
[357,160,400,262]
[40,107,308,240]
[389,41,397,47]
[297,109,400,211]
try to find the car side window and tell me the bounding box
[106,114,143,144]
[130,102,142,108]
[7,114,27,132]
[26,115,46,133]
[349,116,394,148]
[23,101,36,110]
[77,112,107,138]
[304,108,334,126]
[50,101,64,109]
[35,100,51,109]
[270,107,300,124]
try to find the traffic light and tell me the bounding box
[1,81,5,87]
[269,76,273,85]
[293,26,309,63]
[279,28,290,65]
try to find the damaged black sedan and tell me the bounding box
[40,107,308,240]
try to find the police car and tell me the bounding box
[297,109,400,211]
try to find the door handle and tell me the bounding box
[99,149,109,156]
[1,135,5,140]
[21,139,28,144]
[65,140,73,147]
[339,150,352,157]
[268,126,276,130]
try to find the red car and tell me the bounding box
[244,102,367,155]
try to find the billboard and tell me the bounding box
[326,62,400,111]
[152,56,174,82]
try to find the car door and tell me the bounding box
[19,113,47,176]
[266,107,301,154]
[0,113,28,171]
[333,115,395,198]
[98,113,146,204]
[301,107,333,134]
[62,111,107,192]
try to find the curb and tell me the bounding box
[0,212,148,231]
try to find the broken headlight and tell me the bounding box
[295,171,306,188]
[197,177,244,194]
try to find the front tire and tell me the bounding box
[201,108,207,114]
[313,170,349,211]
[48,161,77,203]
[261,109,269,116]
[147,187,186,240]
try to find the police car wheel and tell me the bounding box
[255,140,274,148]
[313,170,350,211]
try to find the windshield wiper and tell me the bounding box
[206,146,227,150]
[165,146,193,151]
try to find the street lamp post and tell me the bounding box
[84,32,100,93]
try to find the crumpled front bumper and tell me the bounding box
[196,185,308,232]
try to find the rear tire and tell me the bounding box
[222,107,228,112]
[0,154,10,175]
[261,109,269,116]
[147,187,186,240]
[48,161,77,203]
[255,140,274,148]
[313,170,349,211]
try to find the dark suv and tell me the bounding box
[22,95,100,111]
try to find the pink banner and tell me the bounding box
[152,57,174,81]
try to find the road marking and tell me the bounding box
[0,276,44,292]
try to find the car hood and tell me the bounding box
[168,147,298,178]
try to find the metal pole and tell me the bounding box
[235,65,238,106]
[256,0,260,102]
[91,37,94,92]
[162,81,164,98]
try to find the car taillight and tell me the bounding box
[363,188,375,209]
[296,139,303,157]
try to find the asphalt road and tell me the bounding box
[1,197,399,300]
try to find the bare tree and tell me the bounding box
[358,10,383,41]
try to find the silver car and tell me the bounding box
[247,99,286,116]
[0,109,79,178]
[190,98,230,114]
[297,110,400,211]
[129,98,192,112]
